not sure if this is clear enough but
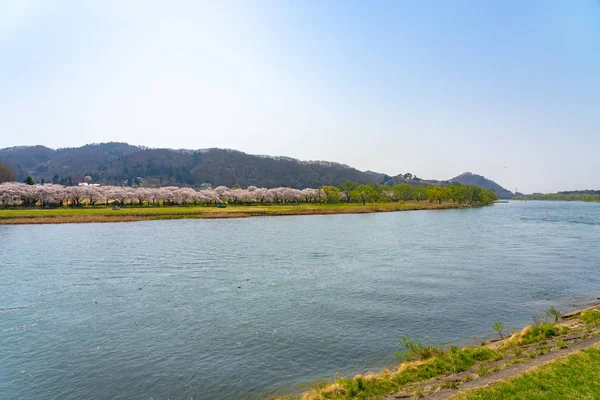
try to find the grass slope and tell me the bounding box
[457,346,600,400]
[270,308,600,400]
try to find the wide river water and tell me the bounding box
[2,201,600,399]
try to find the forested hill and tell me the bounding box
[0,143,513,196]
[449,172,514,199]
[0,143,383,188]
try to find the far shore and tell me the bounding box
[0,202,486,225]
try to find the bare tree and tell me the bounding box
[0,162,16,183]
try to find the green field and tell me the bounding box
[0,201,469,224]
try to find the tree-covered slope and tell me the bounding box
[0,143,512,194]
[450,172,514,199]
[0,144,382,188]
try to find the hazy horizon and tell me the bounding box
[2,1,599,193]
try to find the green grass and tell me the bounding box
[520,324,560,345]
[272,312,600,400]
[282,346,500,400]
[396,335,445,361]
[501,323,565,349]
[0,205,213,217]
[0,201,467,224]
[581,310,600,328]
[458,347,600,400]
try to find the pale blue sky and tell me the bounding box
[1,1,599,193]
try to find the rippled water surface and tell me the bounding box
[2,201,600,399]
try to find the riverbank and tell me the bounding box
[0,202,479,225]
[273,302,600,400]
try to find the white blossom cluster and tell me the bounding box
[0,182,324,206]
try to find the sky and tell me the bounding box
[1,1,599,193]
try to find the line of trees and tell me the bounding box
[0,181,497,207]
[321,182,497,205]
[514,193,600,202]
[0,183,320,207]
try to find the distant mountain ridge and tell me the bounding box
[0,143,514,197]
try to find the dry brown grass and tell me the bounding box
[299,383,347,400]
[357,373,380,383]
[396,360,427,373]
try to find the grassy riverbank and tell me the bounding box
[0,201,477,224]
[272,304,600,400]
[456,345,600,399]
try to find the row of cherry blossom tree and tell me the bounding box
[0,182,496,207]
[0,182,327,207]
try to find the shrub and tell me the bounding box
[396,335,444,361]
[521,324,559,344]
[532,313,545,326]
[503,323,561,348]
[431,346,498,374]
[493,321,505,339]
[546,306,562,323]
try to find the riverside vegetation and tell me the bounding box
[514,191,600,202]
[0,180,497,224]
[456,346,600,400]
[271,306,600,400]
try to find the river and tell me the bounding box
[2,201,600,399]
